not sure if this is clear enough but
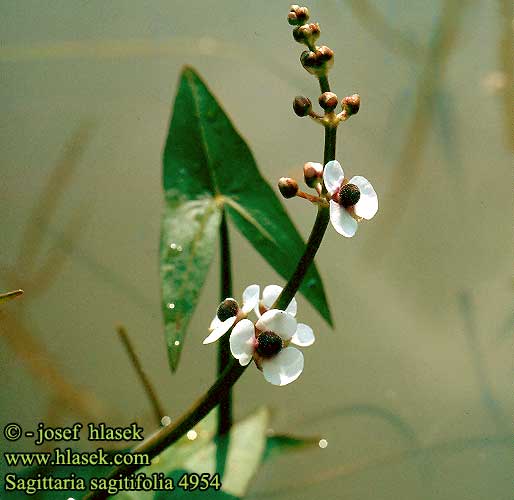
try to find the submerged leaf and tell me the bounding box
[263,434,319,461]
[161,66,332,371]
[0,289,24,303]
[116,407,269,500]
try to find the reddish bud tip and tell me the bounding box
[293,95,312,117]
[300,46,334,76]
[278,177,299,198]
[303,162,323,187]
[342,93,361,115]
[318,92,339,111]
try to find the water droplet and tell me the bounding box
[186,429,198,441]
[161,416,172,426]
[168,243,183,255]
[174,340,180,346]
[167,303,175,310]
[318,439,328,449]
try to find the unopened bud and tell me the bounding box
[278,177,299,199]
[300,45,334,77]
[288,5,310,25]
[217,298,239,322]
[287,11,299,25]
[342,94,360,116]
[293,96,312,117]
[303,162,323,188]
[318,92,338,112]
[293,22,320,45]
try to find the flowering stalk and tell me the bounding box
[217,209,232,438]
[85,6,344,498]
[216,209,232,479]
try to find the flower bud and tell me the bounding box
[217,298,239,321]
[288,5,310,25]
[318,92,338,112]
[292,22,320,45]
[300,45,334,77]
[342,94,361,116]
[303,162,323,188]
[293,96,312,117]
[278,177,299,199]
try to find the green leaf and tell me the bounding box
[116,407,269,500]
[160,199,221,370]
[161,66,332,370]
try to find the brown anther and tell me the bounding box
[216,298,239,322]
[256,331,283,358]
[338,183,360,208]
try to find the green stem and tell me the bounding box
[274,74,335,312]
[318,75,330,93]
[83,56,338,500]
[323,126,337,165]
[83,360,246,500]
[273,204,329,312]
[217,210,232,437]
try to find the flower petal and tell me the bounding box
[329,200,358,237]
[256,309,297,340]
[241,284,260,314]
[229,319,256,366]
[203,316,236,344]
[262,284,297,317]
[350,175,378,220]
[291,323,315,347]
[323,160,344,195]
[209,315,221,331]
[262,347,304,386]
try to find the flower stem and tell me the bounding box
[216,209,232,478]
[83,61,338,500]
[274,74,335,312]
[217,210,233,438]
[272,203,330,312]
[318,75,330,93]
[83,360,246,500]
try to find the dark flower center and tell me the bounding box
[216,298,239,321]
[256,331,283,358]
[338,183,360,208]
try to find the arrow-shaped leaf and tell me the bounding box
[161,66,332,371]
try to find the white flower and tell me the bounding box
[229,309,315,386]
[203,284,260,345]
[323,160,378,237]
[254,284,297,318]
